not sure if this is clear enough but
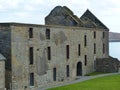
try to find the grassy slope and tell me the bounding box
[85,72,108,76]
[48,74,120,90]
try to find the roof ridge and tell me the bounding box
[63,6,84,26]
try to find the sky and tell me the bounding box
[0,0,120,33]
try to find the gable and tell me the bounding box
[80,9,108,29]
[45,6,84,26]
[45,6,109,29]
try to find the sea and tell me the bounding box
[109,42,120,60]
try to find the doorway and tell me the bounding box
[77,62,82,76]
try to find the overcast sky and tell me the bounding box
[0,0,120,32]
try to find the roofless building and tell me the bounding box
[0,6,109,90]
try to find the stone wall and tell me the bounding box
[0,24,12,89]
[0,5,110,89]
[0,54,6,90]
[96,57,120,73]
[0,60,5,89]
[10,23,109,89]
[0,24,11,70]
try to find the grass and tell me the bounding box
[47,74,120,90]
[85,72,108,76]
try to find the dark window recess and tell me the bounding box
[66,65,69,77]
[53,68,56,81]
[78,44,81,56]
[84,35,87,47]
[29,28,33,38]
[47,47,51,60]
[29,47,33,64]
[94,60,96,70]
[94,43,96,54]
[30,73,34,86]
[84,55,87,66]
[46,29,50,39]
[103,43,105,54]
[66,45,69,59]
[94,31,96,39]
[103,32,105,38]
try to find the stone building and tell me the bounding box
[0,6,109,90]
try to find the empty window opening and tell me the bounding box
[103,43,105,54]
[29,28,33,38]
[30,73,34,86]
[66,65,69,77]
[94,60,96,70]
[47,47,51,60]
[94,31,96,39]
[78,44,81,56]
[53,68,56,81]
[94,43,96,54]
[29,47,33,64]
[66,45,69,59]
[84,35,87,47]
[46,29,50,39]
[84,55,87,66]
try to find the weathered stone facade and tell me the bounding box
[0,6,110,90]
[0,54,6,89]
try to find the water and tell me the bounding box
[109,42,120,60]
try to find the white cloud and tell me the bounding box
[0,0,20,9]
[14,12,29,18]
[102,7,120,16]
[106,0,120,5]
[29,0,44,4]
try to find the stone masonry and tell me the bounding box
[0,54,6,89]
[96,56,120,73]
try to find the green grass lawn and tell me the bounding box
[48,74,120,90]
[85,72,108,76]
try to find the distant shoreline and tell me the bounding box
[109,32,120,42]
[109,40,120,42]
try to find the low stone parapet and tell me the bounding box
[96,56,120,73]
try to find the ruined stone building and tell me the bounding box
[0,6,109,90]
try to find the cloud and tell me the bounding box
[0,0,21,10]
[106,0,120,5]
[0,0,88,24]
[0,0,120,32]
[102,7,120,16]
